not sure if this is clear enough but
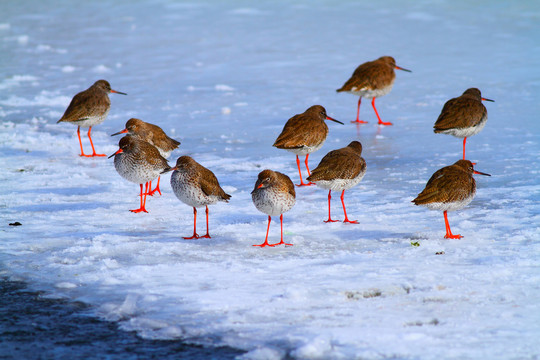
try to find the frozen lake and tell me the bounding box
[1,0,539,359]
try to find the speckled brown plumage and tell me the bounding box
[273,105,343,186]
[110,136,169,213]
[434,88,493,159]
[251,169,296,247]
[167,156,230,239]
[307,141,366,223]
[412,159,490,239]
[58,79,126,157]
[337,56,411,125]
[112,118,180,158]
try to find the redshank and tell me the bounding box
[434,88,494,160]
[112,118,181,196]
[251,170,296,247]
[412,159,490,239]
[337,56,411,125]
[307,141,366,223]
[163,156,231,239]
[57,80,126,157]
[273,105,343,187]
[109,136,170,213]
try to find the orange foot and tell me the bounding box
[324,219,339,223]
[253,242,276,247]
[343,219,359,224]
[183,234,200,240]
[296,182,315,187]
[81,153,106,157]
[351,120,368,124]
[444,233,463,239]
[130,208,148,213]
[378,121,393,126]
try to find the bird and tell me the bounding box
[307,141,366,223]
[109,136,170,213]
[273,105,343,187]
[251,169,296,247]
[57,80,126,157]
[163,156,231,240]
[412,159,490,239]
[433,88,494,160]
[337,56,411,125]
[112,118,180,196]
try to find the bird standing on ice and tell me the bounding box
[109,136,170,213]
[412,159,490,239]
[112,118,180,196]
[164,156,231,240]
[58,80,126,157]
[337,56,411,125]
[433,88,494,160]
[251,170,296,247]
[307,141,366,223]
[273,105,343,187]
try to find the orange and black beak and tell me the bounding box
[161,166,176,174]
[108,148,123,159]
[110,89,127,95]
[395,65,412,73]
[326,116,344,125]
[111,129,128,136]
[473,169,491,176]
[481,97,494,102]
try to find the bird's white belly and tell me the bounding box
[348,82,394,99]
[170,171,219,208]
[252,190,295,217]
[114,154,160,184]
[314,172,366,191]
[285,142,324,156]
[422,193,475,212]
[77,109,110,128]
[438,116,487,138]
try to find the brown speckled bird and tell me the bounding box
[112,118,181,196]
[337,56,411,125]
[412,159,490,239]
[273,105,343,187]
[307,141,366,223]
[164,156,231,240]
[109,136,170,213]
[251,170,296,247]
[58,80,126,157]
[434,88,494,160]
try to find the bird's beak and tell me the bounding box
[473,170,491,176]
[111,89,127,95]
[326,116,344,125]
[111,129,128,136]
[161,166,177,174]
[481,97,494,102]
[395,65,412,73]
[108,148,123,159]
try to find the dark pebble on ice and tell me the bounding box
[8,222,22,226]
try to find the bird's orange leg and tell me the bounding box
[351,97,368,124]
[77,126,87,157]
[341,190,358,224]
[85,126,106,157]
[372,98,393,126]
[148,176,162,196]
[272,214,293,246]
[200,206,211,239]
[443,211,462,239]
[295,155,313,187]
[324,190,339,223]
[253,216,276,247]
[130,183,149,213]
[184,207,200,239]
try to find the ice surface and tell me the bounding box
[1,0,539,359]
